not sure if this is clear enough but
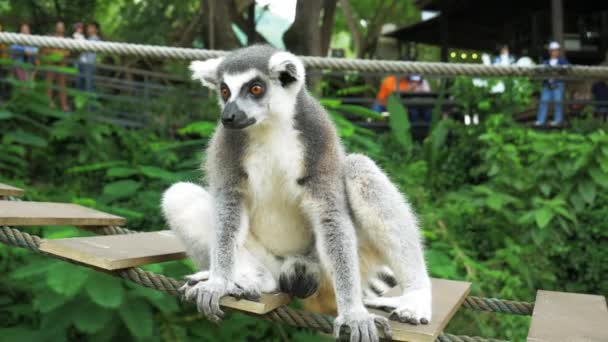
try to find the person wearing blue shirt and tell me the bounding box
[536,41,569,126]
[492,45,516,66]
[9,23,38,81]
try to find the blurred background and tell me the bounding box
[0,0,606,341]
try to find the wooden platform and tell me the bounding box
[527,290,608,342]
[368,279,471,342]
[0,183,24,197]
[0,200,126,226]
[39,230,289,314]
[39,231,186,270]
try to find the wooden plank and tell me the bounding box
[367,278,471,342]
[39,231,186,270]
[0,183,24,197]
[527,290,608,342]
[40,231,289,314]
[189,272,290,314]
[0,200,126,226]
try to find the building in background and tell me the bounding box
[384,0,608,65]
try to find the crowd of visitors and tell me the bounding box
[371,40,608,128]
[1,20,102,112]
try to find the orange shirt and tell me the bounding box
[375,76,409,106]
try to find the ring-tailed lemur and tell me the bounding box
[161,45,431,342]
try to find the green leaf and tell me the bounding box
[534,208,554,229]
[33,290,69,313]
[5,130,48,147]
[0,110,13,119]
[73,300,113,334]
[138,165,180,182]
[119,297,154,338]
[577,180,596,205]
[386,94,412,151]
[106,167,139,178]
[67,161,127,174]
[588,167,608,188]
[46,263,90,297]
[102,180,142,201]
[177,121,217,137]
[86,273,125,308]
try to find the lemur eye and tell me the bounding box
[250,84,264,97]
[220,86,230,101]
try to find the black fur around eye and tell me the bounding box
[250,83,264,97]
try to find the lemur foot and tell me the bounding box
[334,309,392,342]
[279,257,321,298]
[181,276,259,323]
[363,287,432,325]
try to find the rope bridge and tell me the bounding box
[1,32,608,79]
[0,186,549,342]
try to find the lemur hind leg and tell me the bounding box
[161,182,278,302]
[344,154,432,325]
[279,254,322,299]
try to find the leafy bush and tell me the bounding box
[1,68,606,341]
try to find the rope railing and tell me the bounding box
[0,222,530,341]
[1,32,608,79]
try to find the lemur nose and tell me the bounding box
[223,114,235,123]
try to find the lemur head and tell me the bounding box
[190,45,306,129]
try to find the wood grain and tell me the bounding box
[39,231,185,270]
[527,290,608,342]
[0,183,24,197]
[0,200,126,226]
[368,278,471,342]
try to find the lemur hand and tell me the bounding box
[181,276,258,323]
[334,308,392,342]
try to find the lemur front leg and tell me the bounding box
[345,154,432,325]
[302,193,392,342]
[162,182,275,322]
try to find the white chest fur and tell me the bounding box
[243,123,313,256]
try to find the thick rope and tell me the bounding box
[463,296,533,316]
[1,32,607,80]
[0,225,517,341]
[437,334,509,342]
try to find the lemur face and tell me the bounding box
[190,45,306,129]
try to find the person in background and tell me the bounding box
[406,74,432,123]
[80,22,100,93]
[535,41,569,126]
[45,21,70,112]
[72,22,87,90]
[372,74,408,113]
[9,23,39,81]
[592,81,608,118]
[492,45,516,66]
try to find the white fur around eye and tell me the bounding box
[223,70,260,101]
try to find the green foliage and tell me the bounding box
[1,61,607,342]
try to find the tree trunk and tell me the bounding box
[320,0,338,56]
[284,0,324,56]
[209,0,240,50]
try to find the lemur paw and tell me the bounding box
[279,257,321,298]
[334,309,392,342]
[180,275,260,323]
[363,287,432,325]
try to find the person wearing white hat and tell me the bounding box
[535,41,569,126]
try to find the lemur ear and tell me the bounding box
[190,57,224,89]
[269,52,305,88]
